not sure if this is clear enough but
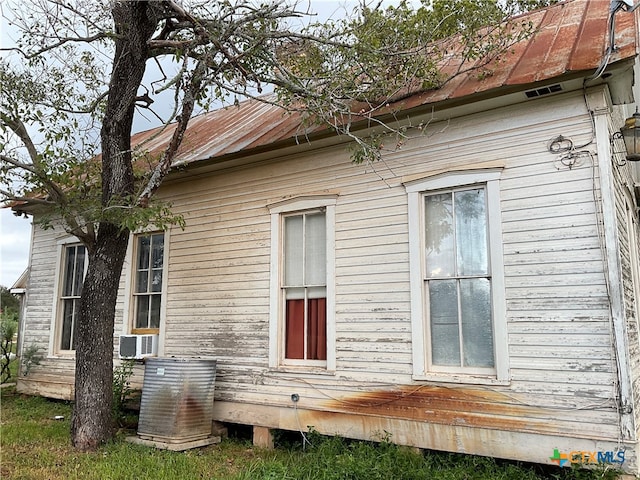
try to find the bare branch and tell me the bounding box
[35,90,109,115]
[0,188,55,207]
[0,32,111,59]
[136,59,207,206]
[0,113,40,167]
[0,153,38,175]
[0,113,71,214]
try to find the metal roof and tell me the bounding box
[132,0,638,167]
[410,0,637,104]
[130,99,308,166]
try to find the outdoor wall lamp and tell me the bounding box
[612,111,640,162]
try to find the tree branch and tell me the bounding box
[0,32,111,59]
[0,188,55,207]
[0,153,38,175]
[0,113,90,238]
[136,59,206,207]
[35,90,109,116]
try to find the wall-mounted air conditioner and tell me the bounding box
[119,334,158,360]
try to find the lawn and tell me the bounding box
[0,386,622,480]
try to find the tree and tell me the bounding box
[0,286,19,384]
[0,0,547,451]
[0,286,20,316]
[0,313,18,384]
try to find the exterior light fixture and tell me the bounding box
[616,111,640,162]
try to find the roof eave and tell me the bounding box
[166,60,637,181]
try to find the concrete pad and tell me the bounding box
[126,435,221,451]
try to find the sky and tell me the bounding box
[0,0,378,289]
[0,207,31,287]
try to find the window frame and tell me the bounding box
[122,230,168,337]
[131,232,165,334]
[51,238,88,355]
[268,195,337,371]
[405,169,508,383]
[624,189,640,349]
[282,210,328,364]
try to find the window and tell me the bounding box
[406,169,507,381]
[132,233,164,333]
[283,212,327,360]
[59,244,86,351]
[425,187,494,368]
[269,195,336,370]
[625,192,640,342]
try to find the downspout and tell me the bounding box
[586,87,635,440]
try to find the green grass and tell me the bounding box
[9,355,18,379]
[0,386,623,480]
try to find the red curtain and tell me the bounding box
[285,298,326,360]
[308,298,326,360]
[286,300,305,359]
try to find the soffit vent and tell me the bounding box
[524,84,563,98]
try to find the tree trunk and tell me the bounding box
[71,225,129,449]
[71,2,161,450]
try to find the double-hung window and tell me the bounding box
[283,211,327,360]
[58,244,86,351]
[269,196,336,370]
[406,169,508,381]
[132,233,164,333]
[625,192,640,332]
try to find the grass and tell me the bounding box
[0,386,624,480]
[8,352,18,380]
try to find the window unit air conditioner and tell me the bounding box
[119,334,158,360]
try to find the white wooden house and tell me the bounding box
[13,0,640,473]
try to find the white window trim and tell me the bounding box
[405,168,508,383]
[49,236,87,356]
[120,230,169,356]
[624,189,640,348]
[268,195,337,372]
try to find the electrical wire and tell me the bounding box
[585,0,625,83]
[292,401,313,450]
[587,0,640,83]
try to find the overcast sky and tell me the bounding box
[0,207,31,288]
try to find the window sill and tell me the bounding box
[48,353,75,360]
[268,366,336,377]
[412,373,510,386]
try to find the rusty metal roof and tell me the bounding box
[133,0,638,167]
[131,99,307,166]
[409,0,638,105]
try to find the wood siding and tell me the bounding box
[610,104,640,441]
[16,87,634,468]
[17,224,131,398]
[161,90,621,438]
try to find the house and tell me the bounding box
[12,0,640,473]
